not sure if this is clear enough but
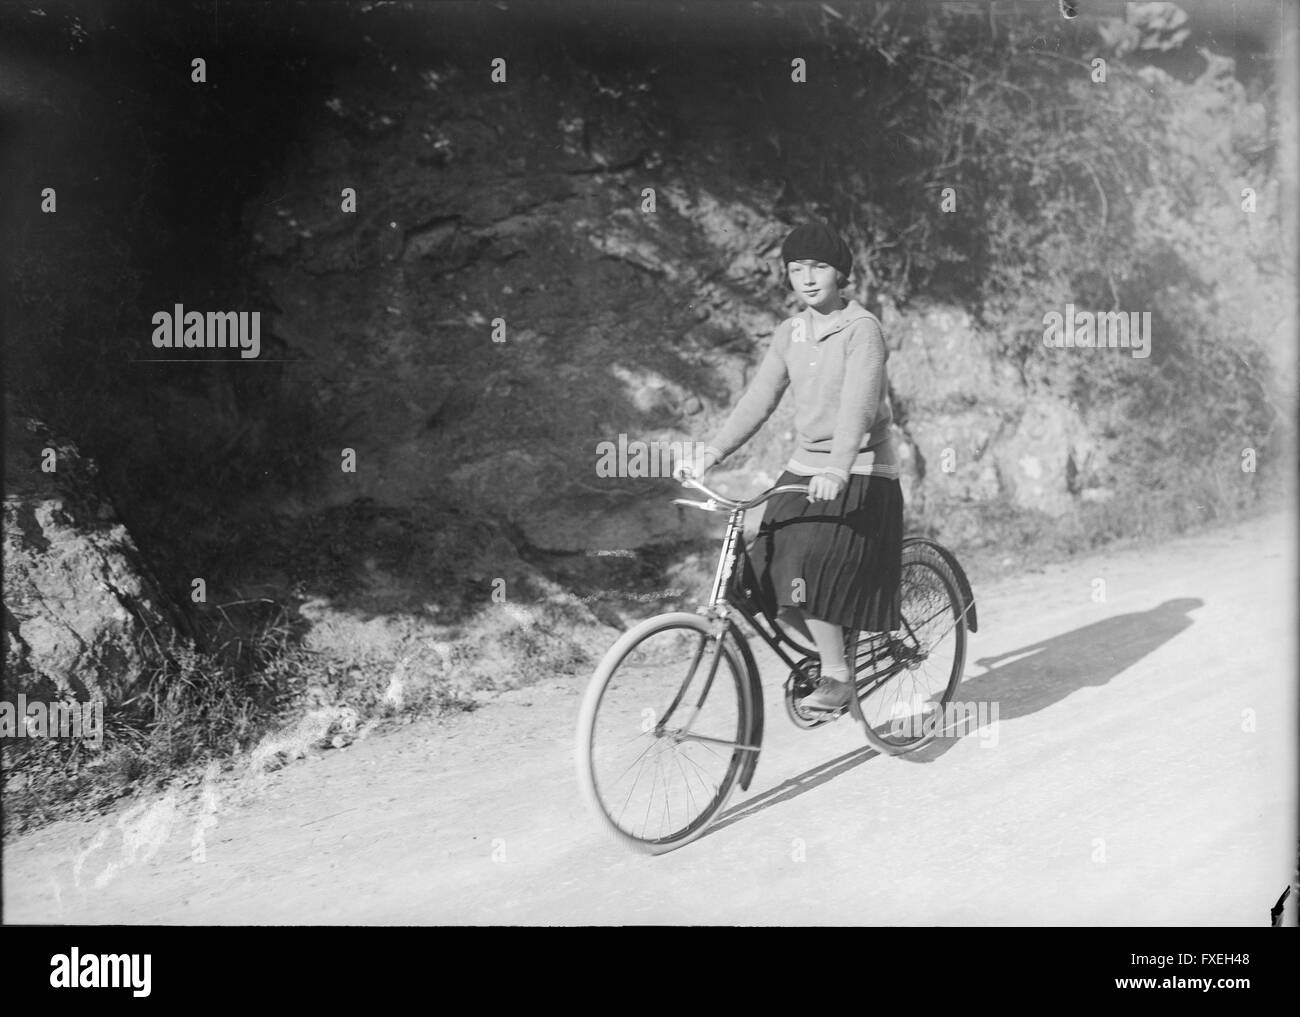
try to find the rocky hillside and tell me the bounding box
[238,4,1287,557]
[2,1,1292,824]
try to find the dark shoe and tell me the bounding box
[801,677,853,712]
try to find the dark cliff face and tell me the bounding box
[3,1,1288,608]
[245,56,795,550]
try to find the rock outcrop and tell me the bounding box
[3,410,178,705]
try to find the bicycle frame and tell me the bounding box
[677,472,960,716]
[723,533,910,706]
[666,476,906,772]
[657,478,810,787]
[680,484,815,668]
[687,480,898,669]
[578,474,981,851]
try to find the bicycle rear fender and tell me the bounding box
[727,620,764,791]
[902,537,978,633]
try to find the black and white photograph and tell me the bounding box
[2,0,1297,954]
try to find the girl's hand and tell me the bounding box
[806,473,845,502]
[685,449,718,480]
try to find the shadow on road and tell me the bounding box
[707,598,1205,834]
[708,744,878,837]
[960,596,1205,720]
[897,596,1204,764]
[891,596,1208,769]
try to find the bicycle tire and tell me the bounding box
[851,547,967,755]
[575,612,756,854]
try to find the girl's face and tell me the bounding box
[787,260,843,312]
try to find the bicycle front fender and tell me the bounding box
[727,621,764,791]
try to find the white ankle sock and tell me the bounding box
[822,664,850,683]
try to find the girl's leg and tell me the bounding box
[800,612,854,711]
[803,616,847,678]
[777,606,847,677]
[776,605,813,643]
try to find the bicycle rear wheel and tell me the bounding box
[576,612,755,854]
[850,546,967,755]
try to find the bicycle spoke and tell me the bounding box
[641,749,662,838]
[608,732,660,792]
[677,745,720,803]
[670,749,696,829]
[614,746,650,828]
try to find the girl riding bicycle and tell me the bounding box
[692,222,902,713]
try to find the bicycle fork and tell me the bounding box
[656,615,761,754]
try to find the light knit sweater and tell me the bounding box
[704,299,898,481]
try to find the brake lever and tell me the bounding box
[672,497,718,511]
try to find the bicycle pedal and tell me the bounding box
[801,701,848,715]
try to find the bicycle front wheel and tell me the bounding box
[576,612,755,854]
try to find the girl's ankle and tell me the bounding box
[821,663,850,683]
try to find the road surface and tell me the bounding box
[4,511,1296,925]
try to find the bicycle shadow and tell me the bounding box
[709,743,879,836]
[706,597,1205,831]
[879,596,1205,764]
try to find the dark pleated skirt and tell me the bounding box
[749,471,903,632]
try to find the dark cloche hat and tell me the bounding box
[780,222,852,276]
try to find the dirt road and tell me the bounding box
[4,511,1296,925]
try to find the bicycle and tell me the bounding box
[575,472,979,854]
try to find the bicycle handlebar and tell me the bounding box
[671,470,811,512]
